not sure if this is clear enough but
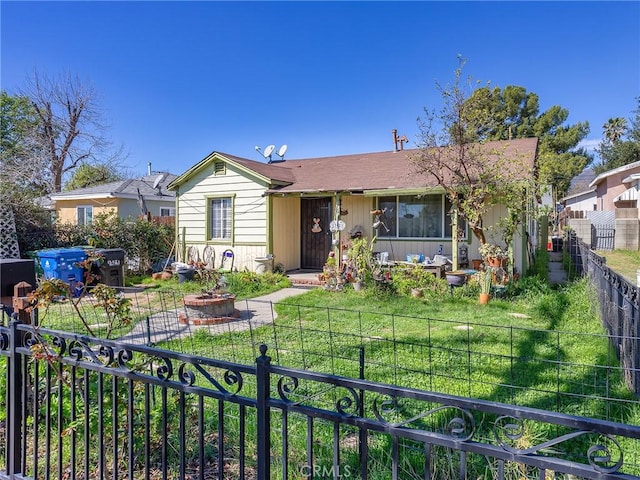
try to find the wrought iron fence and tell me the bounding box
[2,318,640,479]
[566,232,640,396]
[16,283,639,427]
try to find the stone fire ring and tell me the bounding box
[178,293,240,326]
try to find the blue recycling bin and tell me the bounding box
[37,248,87,290]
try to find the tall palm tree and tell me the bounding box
[603,117,627,143]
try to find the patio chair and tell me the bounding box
[219,249,235,272]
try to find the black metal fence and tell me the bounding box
[2,318,640,480]
[17,283,639,427]
[566,232,640,396]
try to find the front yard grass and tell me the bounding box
[180,276,637,427]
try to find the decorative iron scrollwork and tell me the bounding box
[373,395,475,441]
[277,375,299,401]
[178,363,196,386]
[156,357,173,381]
[0,331,9,351]
[494,415,624,474]
[275,375,359,416]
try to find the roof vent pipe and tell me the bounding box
[147,162,152,176]
[392,129,408,152]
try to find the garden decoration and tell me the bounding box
[479,267,492,304]
[479,243,508,268]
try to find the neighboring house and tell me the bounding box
[560,168,597,213]
[49,172,177,225]
[589,161,640,211]
[168,138,539,274]
[560,162,640,250]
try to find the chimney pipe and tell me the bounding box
[147,162,152,176]
[392,129,398,152]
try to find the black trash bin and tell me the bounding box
[551,236,563,253]
[88,248,126,287]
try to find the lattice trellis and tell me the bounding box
[0,206,20,259]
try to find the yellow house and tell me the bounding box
[50,172,177,225]
[168,138,539,274]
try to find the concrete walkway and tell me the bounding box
[118,286,315,346]
[548,250,568,286]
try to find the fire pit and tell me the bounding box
[178,292,239,325]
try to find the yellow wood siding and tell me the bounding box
[272,196,300,270]
[175,160,269,270]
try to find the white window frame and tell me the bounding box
[208,196,233,241]
[77,205,93,225]
[159,207,176,217]
[375,194,466,240]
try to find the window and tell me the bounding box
[375,194,465,239]
[160,207,176,217]
[209,197,232,240]
[77,206,93,225]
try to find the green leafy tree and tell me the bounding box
[603,117,628,143]
[412,57,536,250]
[463,85,591,198]
[64,163,123,190]
[1,91,54,253]
[594,99,640,174]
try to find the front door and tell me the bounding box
[300,198,332,269]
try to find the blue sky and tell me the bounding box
[2,1,639,176]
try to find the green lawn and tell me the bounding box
[174,277,637,427]
[596,249,640,283]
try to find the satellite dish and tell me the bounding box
[152,174,164,191]
[263,145,275,158]
[277,144,288,158]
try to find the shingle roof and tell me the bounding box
[172,138,539,194]
[50,173,178,200]
[268,137,538,194]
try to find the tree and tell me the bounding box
[1,91,54,253]
[594,99,640,174]
[19,70,124,193]
[411,57,535,250]
[463,85,592,198]
[0,91,49,197]
[603,117,627,143]
[64,163,123,191]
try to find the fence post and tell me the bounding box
[256,343,271,480]
[359,346,367,479]
[7,315,24,476]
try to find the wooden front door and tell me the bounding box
[300,198,332,269]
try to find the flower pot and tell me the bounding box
[353,281,363,291]
[472,259,483,270]
[479,293,490,304]
[486,257,507,268]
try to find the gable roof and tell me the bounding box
[589,160,640,188]
[170,138,538,195]
[50,172,178,201]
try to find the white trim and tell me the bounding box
[589,160,640,188]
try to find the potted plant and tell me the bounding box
[479,267,492,304]
[478,243,508,268]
